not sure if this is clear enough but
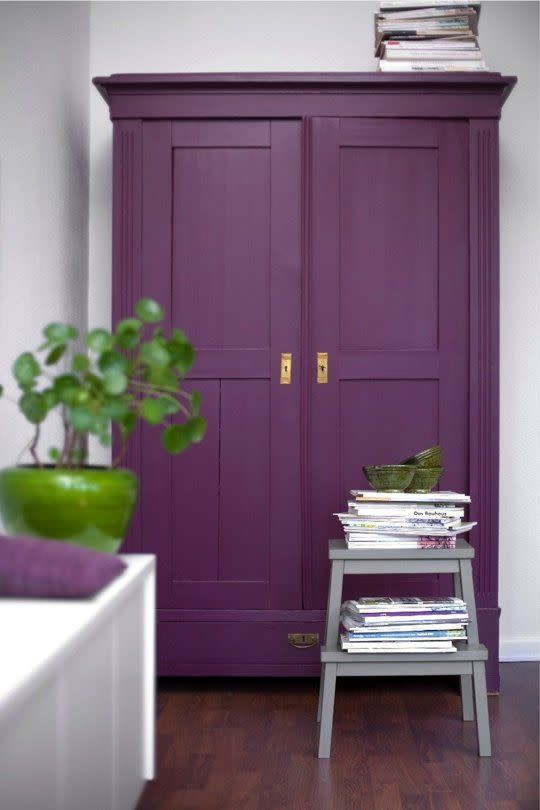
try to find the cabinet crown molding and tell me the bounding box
[93,72,516,119]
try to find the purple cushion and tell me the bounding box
[0,534,127,598]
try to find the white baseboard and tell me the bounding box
[499,637,540,662]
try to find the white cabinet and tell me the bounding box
[0,555,155,810]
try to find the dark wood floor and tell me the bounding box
[138,662,539,810]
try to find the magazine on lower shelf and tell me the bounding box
[340,596,469,654]
[340,635,457,652]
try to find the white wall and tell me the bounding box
[89,1,540,660]
[480,2,540,661]
[0,2,90,464]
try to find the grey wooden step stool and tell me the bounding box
[317,538,490,759]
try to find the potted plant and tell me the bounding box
[0,298,205,553]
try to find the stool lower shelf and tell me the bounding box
[322,641,488,664]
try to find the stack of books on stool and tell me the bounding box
[340,596,469,653]
[335,490,475,550]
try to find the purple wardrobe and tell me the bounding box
[94,73,516,691]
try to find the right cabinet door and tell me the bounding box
[308,117,470,607]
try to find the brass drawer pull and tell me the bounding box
[288,633,319,649]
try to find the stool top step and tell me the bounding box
[329,538,474,560]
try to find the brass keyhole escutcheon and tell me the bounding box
[280,353,292,384]
[317,352,328,384]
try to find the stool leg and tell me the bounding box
[453,571,462,599]
[473,661,491,756]
[459,560,479,644]
[460,673,475,721]
[454,572,474,721]
[317,663,337,758]
[325,560,345,646]
[317,664,326,723]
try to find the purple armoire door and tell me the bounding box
[308,118,469,606]
[96,72,516,688]
[139,120,304,635]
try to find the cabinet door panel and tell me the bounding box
[309,118,469,607]
[140,120,302,611]
[339,146,438,350]
[173,145,271,349]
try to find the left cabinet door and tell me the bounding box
[138,120,303,611]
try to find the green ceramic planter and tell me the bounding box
[0,466,138,553]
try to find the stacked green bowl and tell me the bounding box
[401,446,443,492]
[401,445,441,468]
[363,465,416,493]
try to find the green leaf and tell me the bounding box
[72,388,91,405]
[85,373,104,395]
[42,388,58,410]
[171,328,188,344]
[140,398,167,425]
[116,329,140,350]
[48,447,60,462]
[162,423,192,454]
[190,390,201,416]
[53,374,80,405]
[136,298,164,324]
[19,391,48,424]
[72,354,89,373]
[101,400,128,420]
[45,343,67,366]
[145,367,178,391]
[13,352,40,386]
[69,406,96,432]
[120,411,137,437]
[43,323,78,343]
[98,350,128,375]
[116,318,142,334]
[187,416,207,443]
[171,342,195,375]
[140,396,179,425]
[115,318,142,350]
[160,395,180,415]
[86,328,114,353]
[140,340,170,368]
[102,369,127,395]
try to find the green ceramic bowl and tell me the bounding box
[0,466,138,553]
[363,465,416,493]
[402,445,442,468]
[405,466,444,494]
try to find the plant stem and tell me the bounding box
[64,429,78,468]
[76,433,88,466]
[59,407,70,467]
[128,381,190,417]
[29,425,42,468]
[112,438,128,469]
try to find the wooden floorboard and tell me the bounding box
[138,662,539,810]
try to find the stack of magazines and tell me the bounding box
[340,596,469,653]
[375,1,487,72]
[335,490,475,549]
